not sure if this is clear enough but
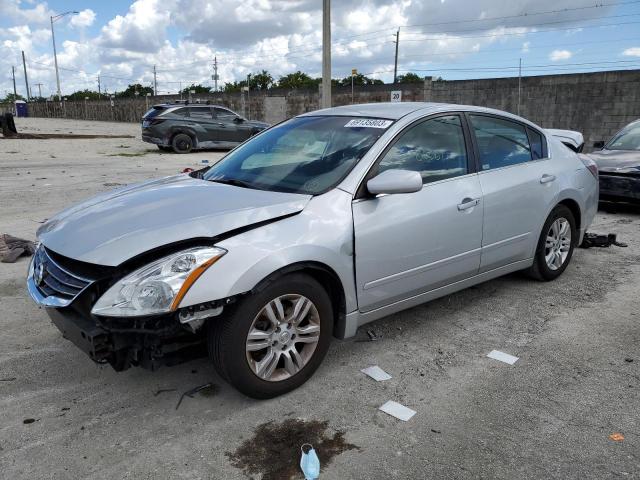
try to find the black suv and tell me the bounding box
[141,104,270,153]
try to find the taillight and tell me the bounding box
[579,154,599,179]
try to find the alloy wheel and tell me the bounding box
[545,217,572,271]
[245,294,321,382]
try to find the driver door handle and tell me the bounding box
[540,174,556,184]
[457,197,480,211]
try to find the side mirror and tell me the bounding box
[367,169,423,195]
[592,141,605,149]
[233,116,245,123]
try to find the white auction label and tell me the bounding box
[344,118,393,129]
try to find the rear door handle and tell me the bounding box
[457,197,480,211]
[540,174,556,184]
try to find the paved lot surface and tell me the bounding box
[1,118,639,479]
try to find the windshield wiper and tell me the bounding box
[209,178,255,189]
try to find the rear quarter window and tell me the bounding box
[526,127,545,159]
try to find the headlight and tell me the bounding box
[91,246,226,317]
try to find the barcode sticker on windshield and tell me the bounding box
[344,119,393,129]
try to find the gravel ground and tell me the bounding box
[0,118,638,479]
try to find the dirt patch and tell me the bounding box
[1,133,134,139]
[227,418,358,480]
[106,151,153,157]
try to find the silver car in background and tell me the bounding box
[27,102,598,398]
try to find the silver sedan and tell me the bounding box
[28,102,599,398]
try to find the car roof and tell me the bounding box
[301,102,539,126]
[153,103,228,109]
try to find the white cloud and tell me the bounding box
[622,47,640,57]
[549,49,572,61]
[0,0,624,97]
[70,9,97,29]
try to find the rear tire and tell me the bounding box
[171,133,193,153]
[207,273,333,399]
[526,204,576,281]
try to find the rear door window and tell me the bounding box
[469,115,532,170]
[189,107,213,119]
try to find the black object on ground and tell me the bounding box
[175,382,218,410]
[0,234,35,263]
[153,388,177,397]
[227,418,358,480]
[580,233,628,249]
[1,112,18,137]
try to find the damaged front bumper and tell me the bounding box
[599,172,640,202]
[27,248,228,371]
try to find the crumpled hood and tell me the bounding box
[587,149,640,172]
[37,174,311,266]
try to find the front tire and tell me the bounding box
[171,133,193,153]
[208,273,333,399]
[526,204,576,281]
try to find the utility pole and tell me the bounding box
[21,51,30,101]
[321,0,331,108]
[97,75,101,98]
[51,12,78,101]
[247,73,251,118]
[35,83,44,98]
[517,58,522,116]
[153,65,157,96]
[11,66,17,97]
[213,56,219,92]
[393,28,400,84]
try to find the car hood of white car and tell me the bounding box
[37,174,311,266]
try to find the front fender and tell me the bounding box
[178,189,357,313]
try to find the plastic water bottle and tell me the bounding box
[300,444,320,479]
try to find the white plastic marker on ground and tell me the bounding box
[361,365,392,382]
[487,350,519,365]
[379,401,416,421]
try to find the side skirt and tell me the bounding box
[336,258,532,339]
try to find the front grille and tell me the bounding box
[33,247,92,302]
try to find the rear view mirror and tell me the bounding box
[592,141,605,149]
[367,169,423,195]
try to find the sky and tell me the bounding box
[1,0,640,98]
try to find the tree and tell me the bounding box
[222,80,245,93]
[116,83,154,98]
[276,71,321,89]
[396,73,424,83]
[66,89,102,101]
[0,92,25,103]
[337,73,383,87]
[250,70,274,90]
[180,84,211,94]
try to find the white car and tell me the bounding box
[28,102,599,398]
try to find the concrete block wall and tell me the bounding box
[16,69,640,150]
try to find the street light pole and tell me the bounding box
[50,11,78,101]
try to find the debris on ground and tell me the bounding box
[175,382,218,410]
[227,419,358,480]
[580,233,628,248]
[300,444,320,480]
[624,358,634,363]
[361,365,392,382]
[103,182,124,187]
[356,329,381,342]
[1,112,18,137]
[609,433,625,441]
[0,234,35,263]
[0,377,17,381]
[379,400,416,421]
[153,388,177,397]
[487,350,519,365]
[23,418,36,424]
[182,168,194,173]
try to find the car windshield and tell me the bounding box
[203,116,392,194]
[605,122,640,151]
